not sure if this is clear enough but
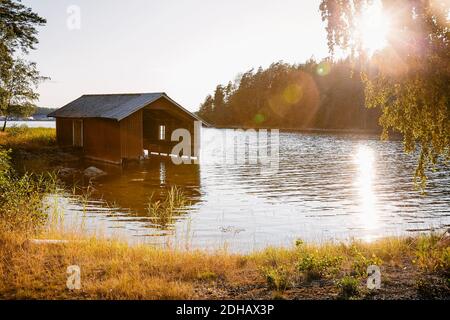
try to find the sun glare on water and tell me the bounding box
[356,0,391,55]
[354,145,379,235]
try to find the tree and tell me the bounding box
[197,60,378,130]
[197,95,214,123]
[1,59,47,131]
[319,0,449,187]
[0,0,47,130]
[0,0,46,56]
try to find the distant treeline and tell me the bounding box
[0,107,56,120]
[33,107,56,116]
[197,59,381,131]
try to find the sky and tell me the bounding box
[23,0,330,112]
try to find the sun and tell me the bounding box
[356,0,391,55]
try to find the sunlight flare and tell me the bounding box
[356,0,391,55]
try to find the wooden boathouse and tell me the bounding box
[48,93,205,164]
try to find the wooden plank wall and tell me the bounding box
[56,118,74,146]
[83,118,122,163]
[119,110,143,160]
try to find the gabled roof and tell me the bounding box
[48,92,205,123]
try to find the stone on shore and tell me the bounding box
[83,166,106,178]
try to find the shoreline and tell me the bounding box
[210,125,405,139]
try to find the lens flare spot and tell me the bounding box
[253,113,265,124]
[283,84,303,104]
[316,61,331,76]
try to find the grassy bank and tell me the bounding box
[0,128,449,300]
[0,126,82,175]
[1,225,449,300]
[0,126,55,150]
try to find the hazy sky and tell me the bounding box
[23,0,329,112]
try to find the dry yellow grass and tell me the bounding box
[0,127,56,150]
[0,230,242,299]
[1,225,448,299]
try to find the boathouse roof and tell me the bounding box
[48,92,204,123]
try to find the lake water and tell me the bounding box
[41,126,450,252]
[6,120,55,128]
[14,121,449,251]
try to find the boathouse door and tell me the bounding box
[72,120,83,147]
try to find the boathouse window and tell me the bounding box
[159,125,166,140]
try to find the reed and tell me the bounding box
[146,186,190,229]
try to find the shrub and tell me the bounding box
[0,148,11,177]
[7,125,29,137]
[0,148,57,233]
[297,251,342,281]
[264,266,290,291]
[349,246,383,277]
[414,234,450,274]
[336,276,360,299]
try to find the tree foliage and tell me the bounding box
[0,0,47,130]
[319,0,449,187]
[0,0,46,55]
[1,59,47,130]
[197,59,380,131]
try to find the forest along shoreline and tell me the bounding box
[0,127,449,300]
[214,125,387,136]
